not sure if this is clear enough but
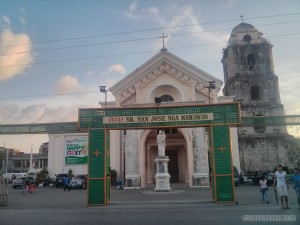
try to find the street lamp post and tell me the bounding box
[99,86,109,108]
[205,81,216,104]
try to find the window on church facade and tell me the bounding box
[251,85,260,100]
[247,54,255,70]
[160,94,174,102]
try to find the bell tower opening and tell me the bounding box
[247,54,255,70]
[251,85,260,100]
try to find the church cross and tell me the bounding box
[240,14,244,23]
[218,146,226,153]
[92,149,101,157]
[159,33,168,50]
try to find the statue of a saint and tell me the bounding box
[157,130,166,156]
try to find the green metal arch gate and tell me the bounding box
[79,102,241,205]
[1,104,300,206]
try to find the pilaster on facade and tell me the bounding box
[192,127,210,187]
[124,130,142,188]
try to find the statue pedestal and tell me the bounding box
[154,156,171,192]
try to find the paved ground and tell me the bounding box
[0,182,299,225]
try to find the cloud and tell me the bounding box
[225,0,236,8]
[124,0,141,19]
[2,16,10,26]
[279,75,300,114]
[0,104,73,124]
[20,18,26,25]
[145,5,228,50]
[54,75,81,94]
[108,64,127,75]
[0,29,33,81]
[275,60,300,114]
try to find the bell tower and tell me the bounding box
[222,22,289,171]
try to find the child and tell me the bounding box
[259,176,270,204]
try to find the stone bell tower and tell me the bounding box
[221,22,290,171]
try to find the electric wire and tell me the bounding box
[0,12,299,49]
[1,20,300,57]
[0,31,299,68]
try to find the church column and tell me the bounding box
[192,127,210,187]
[124,130,141,189]
[146,145,152,184]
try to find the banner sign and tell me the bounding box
[65,136,88,164]
[103,113,213,124]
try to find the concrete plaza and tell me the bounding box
[0,182,298,225]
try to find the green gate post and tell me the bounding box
[87,129,109,206]
[105,130,111,204]
[211,125,236,203]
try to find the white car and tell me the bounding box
[69,174,87,189]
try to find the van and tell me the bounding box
[27,172,37,178]
[3,173,27,182]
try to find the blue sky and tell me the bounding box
[0,0,300,153]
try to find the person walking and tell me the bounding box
[21,177,26,194]
[292,168,300,209]
[64,176,70,191]
[274,165,290,209]
[259,176,270,204]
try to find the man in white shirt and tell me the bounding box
[274,165,290,209]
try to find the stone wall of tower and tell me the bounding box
[239,137,290,171]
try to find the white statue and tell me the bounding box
[157,130,166,156]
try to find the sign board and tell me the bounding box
[103,113,213,124]
[65,136,88,164]
[79,103,241,130]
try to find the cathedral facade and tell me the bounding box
[106,49,240,188]
[48,22,294,187]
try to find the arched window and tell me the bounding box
[251,85,260,100]
[247,54,255,70]
[160,94,174,102]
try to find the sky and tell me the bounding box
[0,0,300,153]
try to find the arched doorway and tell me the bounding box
[144,128,187,186]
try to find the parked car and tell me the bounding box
[69,174,87,189]
[54,174,74,188]
[12,178,23,189]
[233,166,239,186]
[43,176,55,187]
[252,170,275,185]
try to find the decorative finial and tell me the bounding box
[240,14,244,23]
[159,33,168,51]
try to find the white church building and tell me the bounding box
[48,48,240,188]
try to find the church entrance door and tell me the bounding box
[166,150,179,183]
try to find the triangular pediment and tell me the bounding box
[110,50,222,102]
